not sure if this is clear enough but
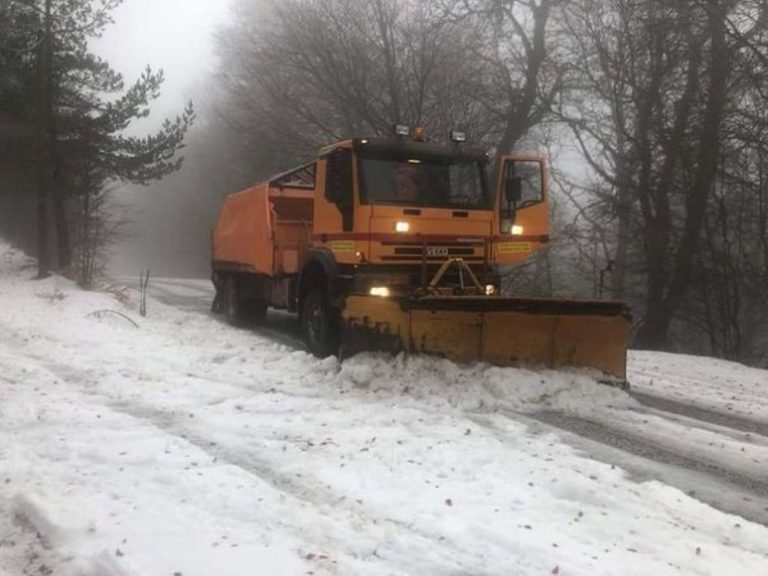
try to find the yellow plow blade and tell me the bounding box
[340,295,632,384]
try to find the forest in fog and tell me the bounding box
[1,0,768,365]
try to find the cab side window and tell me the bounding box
[506,160,543,207]
[325,149,354,231]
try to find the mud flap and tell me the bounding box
[340,295,632,382]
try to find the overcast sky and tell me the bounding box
[92,0,233,128]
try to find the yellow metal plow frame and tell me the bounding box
[340,260,632,385]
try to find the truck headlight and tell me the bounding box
[485,284,496,295]
[511,225,525,235]
[395,221,410,233]
[370,286,390,298]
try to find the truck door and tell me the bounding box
[495,156,550,264]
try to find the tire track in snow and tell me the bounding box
[630,391,768,437]
[628,366,768,425]
[5,339,481,576]
[0,333,338,518]
[106,400,346,508]
[508,410,768,526]
[0,504,64,576]
[96,399,491,574]
[121,276,307,350]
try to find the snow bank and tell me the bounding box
[337,352,633,414]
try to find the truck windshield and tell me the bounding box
[358,155,491,210]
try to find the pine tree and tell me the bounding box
[1,0,194,279]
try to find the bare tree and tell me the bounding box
[686,47,768,363]
[215,0,564,177]
[216,0,486,166]
[561,0,768,351]
[71,183,127,289]
[439,0,564,156]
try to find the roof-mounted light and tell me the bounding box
[394,124,410,137]
[450,130,467,143]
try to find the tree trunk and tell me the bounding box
[635,1,730,348]
[53,187,71,269]
[610,180,632,300]
[35,184,50,278]
[34,0,53,279]
[637,299,672,350]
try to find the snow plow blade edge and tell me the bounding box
[340,295,632,383]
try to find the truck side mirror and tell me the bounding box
[505,176,522,204]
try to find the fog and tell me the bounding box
[93,0,231,131]
[94,0,233,279]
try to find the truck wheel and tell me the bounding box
[244,299,267,325]
[211,293,224,314]
[224,276,242,326]
[211,273,224,314]
[301,288,339,358]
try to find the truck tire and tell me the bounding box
[243,299,267,325]
[211,273,224,314]
[301,288,339,358]
[211,294,224,315]
[224,276,243,326]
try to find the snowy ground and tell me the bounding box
[2,242,768,575]
[629,351,768,423]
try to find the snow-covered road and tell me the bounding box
[134,274,768,525]
[2,244,768,575]
[118,275,302,348]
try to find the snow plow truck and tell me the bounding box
[211,127,632,384]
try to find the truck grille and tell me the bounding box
[380,243,485,262]
[394,247,475,256]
